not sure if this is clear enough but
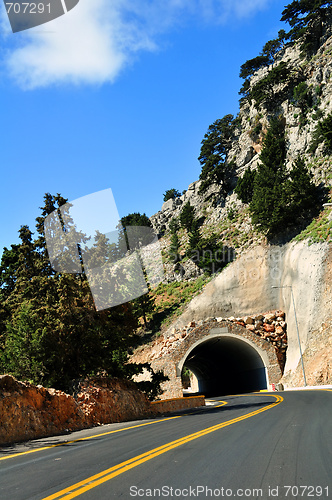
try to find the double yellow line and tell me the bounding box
[0,401,226,463]
[0,415,183,463]
[42,394,283,500]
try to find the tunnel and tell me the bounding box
[180,335,268,396]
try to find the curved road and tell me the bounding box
[1,391,331,499]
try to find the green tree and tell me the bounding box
[311,112,332,152]
[198,115,236,194]
[235,167,257,204]
[281,0,331,55]
[121,212,152,229]
[293,82,312,117]
[163,189,181,202]
[188,220,201,253]
[249,118,289,235]
[0,243,20,298]
[249,62,291,107]
[249,119,321,237]
[239,30,287,103]
[261,30,287,61]
[1,302,46,384]
[239,55,270,80]
[0,196,163,394]
[286,157,320,220]
[180,202,196,232]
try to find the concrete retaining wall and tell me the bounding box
[151,396,205,414]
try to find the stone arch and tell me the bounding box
[171,322,282,397]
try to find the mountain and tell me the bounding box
[141,4,332,390]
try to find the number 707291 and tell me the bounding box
[5,3,51,14]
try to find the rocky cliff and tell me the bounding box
[145,23,332,388]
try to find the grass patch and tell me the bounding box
[149,276,212,334]
[292,208,332,244]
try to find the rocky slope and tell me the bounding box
[144,23,332,389]
[152,28,332,241]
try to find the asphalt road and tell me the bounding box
[1,391,332,500]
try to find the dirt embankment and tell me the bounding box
[0,375,152,446]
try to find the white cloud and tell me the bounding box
[2,0,270,89]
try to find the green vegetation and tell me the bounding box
[281,0,331,56]
[121,212,152,229]
[198,115,237,194]
[163,189,181,202]
[0,196,166,397]
[239,30,286,102]
[239,1,332,109]
[249,62,293,107]
[168,217,180,263]
[235,167,257,204]
[293,208,332,244]
[235,119,322,237]
[151,277,212,332]
[293,82,312,120]
[239,55,271,80]
[311,112,332,153]
[198,205,261,251]
[177,201,235,275]
[180,202,196,232]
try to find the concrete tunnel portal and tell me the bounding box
[180,335,269,397]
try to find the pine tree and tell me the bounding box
[249,119,321,237]
[286,157,320,220]
[120,212,156,330]
[0,195,155,391]
[198,115,236,193]
[281,0,331,55]
[163,189,181,202]
[249,118,289,235]
[169,218,180,263]
[235,167,257,204]
[180,202,196,232]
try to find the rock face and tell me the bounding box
[0,375,151,446]
[151,180,224,235]
[158,240,331,387]
[151,29,332,241]
[143,26,332,392]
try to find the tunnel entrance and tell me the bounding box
[180,335,268,396]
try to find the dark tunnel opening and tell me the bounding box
[181,336,268,397]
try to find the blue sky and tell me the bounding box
[0,0,287,258]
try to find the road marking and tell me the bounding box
[42,395,283,500]
[0,400,227,462]
[0,416,182,462]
